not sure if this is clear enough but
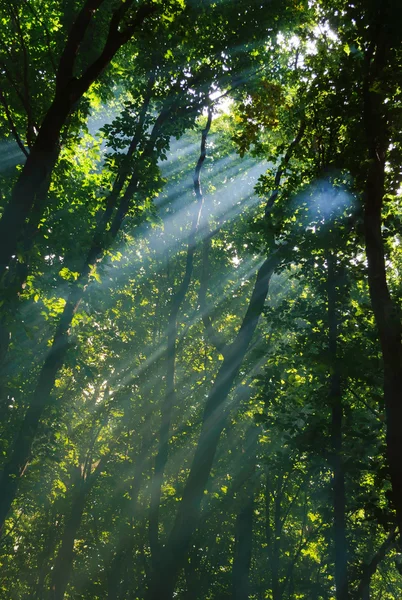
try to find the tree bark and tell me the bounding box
[271,473,284,600]
[327,252,349,600]
[144,120,303,600]
[49,467,89,600]
[106,436,151,600]
[362,26,402,537]
[232,428,258,600]
[145,249,282,600]
[49,442,114,600]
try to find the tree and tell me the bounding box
[1,2,402,599]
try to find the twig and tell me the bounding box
[0,88,28,156]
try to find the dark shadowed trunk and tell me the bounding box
[0,92,167,534]
[49,447,112,600]
[232,427,258,600]
[144,122,303,600]
[107,435,151,600]
[362,26,402,537]
[264,465,272,594]
[357,528,396,600]
[49,467,89,600]
[33,505,61,599]
[327,252,348,600]
[145,249,282,600]
[271,473,284,600]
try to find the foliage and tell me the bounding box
[0,1,401,599]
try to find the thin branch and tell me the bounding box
[357,527,397,598]
[149,102,213,563]
[8,2,33,146]
[283,519,326,596]
[265,118,306,216]
[347,385,381,419]
[0,88,28,157]
[199,112,300,354]
[279,470,311,535]
[196,105,228,355]
[0,59,29,113]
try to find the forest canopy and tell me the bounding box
[0,0,401,598]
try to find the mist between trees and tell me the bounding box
[0,1,401,599]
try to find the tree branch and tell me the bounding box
[73,2,158,99]
[56,0,106,91]
[0,88,28,157]
[265,118,306,217]
[357,527,397,599]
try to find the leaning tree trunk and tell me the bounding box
[49,467,89,600]
[0,94,172,534]
[145,250,282,600]
[358,528,397,600]
[144,121,303,600]
[49,437,116,600]
[362,28,402,537]
[107,436,151,600]
[327,252,348,600]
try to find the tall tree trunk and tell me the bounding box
[144,122,302,600]
[49,468,88,600]
[49,448,111,600]
[327,252,348,600]
[264,465,272,596]
[148,108,212,568]
[107,440,150,600]
[145,250,282,600]
[0,93,167,534]
[271,473,284,600]
[362,25,402,537]
[33,505,61,599]
[232,428,258,600]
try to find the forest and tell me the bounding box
[0,0,401,598]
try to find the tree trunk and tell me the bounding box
[49,468,88,600]
[327,252,348,600]
[145,250,282,600]
[272,473,284,600]
[0,0,157,281]
[107,444,148,600]
[232,428,258,600]
[232,480,256,600]
[357,528,396,600]
[362,29,402,537]
[147,125,301,599]
[0,91,161,533]
[49,445,111,600]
